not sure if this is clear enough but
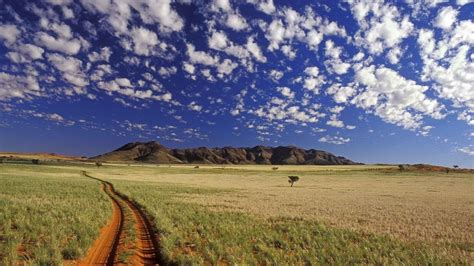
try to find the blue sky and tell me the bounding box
[0,0,473,167]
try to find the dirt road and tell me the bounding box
[79,172,161,265]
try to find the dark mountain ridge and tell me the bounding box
[91,141,359,165]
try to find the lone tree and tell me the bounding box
[398,164,406,172]
[453,165,459,169]
[288,176,299,187]
[31,159,40,165]
[272,167,279,171]
[95,162,103,168]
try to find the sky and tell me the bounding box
[0,0,473,167]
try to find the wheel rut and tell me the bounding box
[79,172,162,265]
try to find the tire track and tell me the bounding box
[80,172,162,265]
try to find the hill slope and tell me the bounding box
[91,141,359,165]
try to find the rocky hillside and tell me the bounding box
[91,141,359,165]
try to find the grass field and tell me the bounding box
[0,164,111,264]
[0,162,472,264]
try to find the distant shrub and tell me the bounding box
[194,166,200,169]
[288,176,299,187]
[272,167,279,170]
[0,158,3,164]
[398,164,406,172]
[453,165,459,169]
[95,162,103,168]
[32,159,40,165]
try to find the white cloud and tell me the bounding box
[266,19,285,50]
[186,43,238,76]
[319,135,350,145]
[277,87,294,99]
[188,101,203,112]
[208,31,266,63]
[303,66,324,94]
[246,37,267,62]
[435,6,458,30]
[159,66,177,77]
[81,0,184,33]
[217,59,238,75]
[98,79,172,102]
[226,13,248,31]
[306,29,323,49]
[115,78,132,87]
[88,47,112,62]
[47,53,89,87]
[418,22,474,126]
[0,73,41,100]
[0,24,20,45]
[348,1,413,55]
[269,69,283,81]
[7,44,44,63]
[35,32,81,55]
[208,31,229,50]
[62,6,75,19]
[142,0,185,32]
[247,0,276,15]
[46,0,72,5]
[387,47,402,64]
[305,66,319,77]
[456,0,474,5]
[187,43,219,66]
[183,62,195,74]
[327,84,356,103]
[130,27,159,56]
[212,0,231,12]
[352,65,445,130]
[327,114,345,128]
[457,147,474,156]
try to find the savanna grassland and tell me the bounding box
[93,164,473,264]
[0,164,111,264]
[0,162,473,264]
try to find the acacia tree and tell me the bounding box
[453,165,459,169]
[288,176,299,187]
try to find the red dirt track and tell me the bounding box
[79,172,161,265]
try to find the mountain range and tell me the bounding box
[91,141,359,165]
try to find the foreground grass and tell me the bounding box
[112,180,469,264]
[0,164,111,264]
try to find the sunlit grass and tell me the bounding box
[0,164,111,264]
[112,181,468,264]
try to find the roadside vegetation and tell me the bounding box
[0,164,111,264]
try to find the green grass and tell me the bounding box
[112,181,468,264]
[0,164,111,264]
